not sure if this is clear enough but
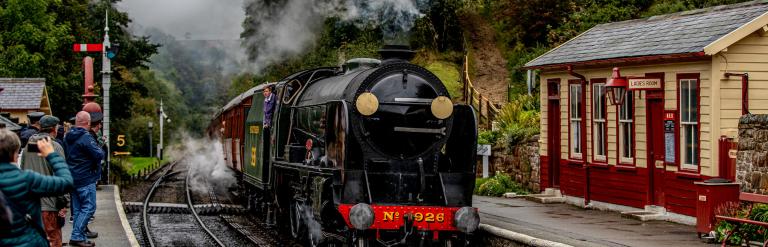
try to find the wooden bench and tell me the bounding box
[715,192,768,247]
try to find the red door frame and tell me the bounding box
[547,79,561,188]
[645,72,665,206]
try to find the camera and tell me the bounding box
[27,143,39,153]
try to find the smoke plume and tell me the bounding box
[166,135,236,194]
[241,0,427,72]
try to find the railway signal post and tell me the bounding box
[101,10,113,184]
[72,11,117,184]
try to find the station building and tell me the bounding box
[0,78,53,124]
[524,1,768,218]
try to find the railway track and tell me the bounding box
[140,161,226,247]
[207,183,275,246]
[140,161,177,247]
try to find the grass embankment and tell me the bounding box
[424,61,462,100]
[124,157,166,176]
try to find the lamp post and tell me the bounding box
[606,67,628,105]
[148,121,153,158]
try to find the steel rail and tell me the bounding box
[140,161,177,247]
[185,166,226,247]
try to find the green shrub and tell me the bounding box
[475,172,529,197]
[494,95,540,148]
[715,202,768,244]
[478,130,501,145]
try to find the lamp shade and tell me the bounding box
[606,67,628,105]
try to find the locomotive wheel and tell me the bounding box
[289,202,305,239]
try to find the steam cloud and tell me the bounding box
[167,135,236,194]
[241,0,428,72]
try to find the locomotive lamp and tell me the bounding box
[431,96,453,119]
[454,207,480,233]
[606,67,628,105]
[349,203,374,230]
[356,92,379,116]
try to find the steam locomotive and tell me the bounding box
[207,46,480,246]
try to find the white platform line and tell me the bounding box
[113,185,140,247]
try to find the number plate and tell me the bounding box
[337,204,465,231]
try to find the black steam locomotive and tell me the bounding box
[208,46,479,246]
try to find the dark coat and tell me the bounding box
[20,133,66,212]
[19,126,39,148]
[64,127,104,188]
[264,93,277,127]
[0,153,73,247]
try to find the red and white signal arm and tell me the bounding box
[73,44,103,52]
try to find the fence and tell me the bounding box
[461,55,499,129]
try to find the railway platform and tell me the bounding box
[62,185,139,247]
[474,195,709,247]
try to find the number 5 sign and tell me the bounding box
[117,135,126,147]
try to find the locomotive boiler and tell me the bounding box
[208,45,479,246]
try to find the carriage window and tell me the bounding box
[680,78,699,170]
[592,83,606,161]
[619,91,634,164]
[569,84,583,159]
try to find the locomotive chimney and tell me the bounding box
[378,44,415,62]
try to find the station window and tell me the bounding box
[619,91,634,164]
[592,82,607,161]
[680,77,699,170]
[569,84,583,159]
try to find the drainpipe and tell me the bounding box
[567,65,590,206]
[724,73,749,115]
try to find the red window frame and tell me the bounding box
[677,73,701,173]
[616,90,636,166]
[590,78,608,164]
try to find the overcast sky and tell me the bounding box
[116,0,245,40]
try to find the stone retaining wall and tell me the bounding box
[479,136,540,192]
[737,114,768,194]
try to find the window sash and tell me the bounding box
[680,78,699,168]
[592,83,606,160]
[619,91,633,162]
[570,84,583,158]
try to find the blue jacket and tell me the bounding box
[64,127,105,188]
[264,94,277,127]
[0,153,73,247]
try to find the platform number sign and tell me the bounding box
[117,135,126,147]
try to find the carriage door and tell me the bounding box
[547,80,561,188]
[646,95,666,206]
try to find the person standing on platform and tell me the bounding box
[0,129,73,247]
[20,116,69,247]
[65,112,104,247]
[19,112,45,148]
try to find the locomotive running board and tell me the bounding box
[393,127,445,135]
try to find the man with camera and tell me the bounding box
[20,115,68,247]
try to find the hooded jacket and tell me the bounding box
[64,127,104,188]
